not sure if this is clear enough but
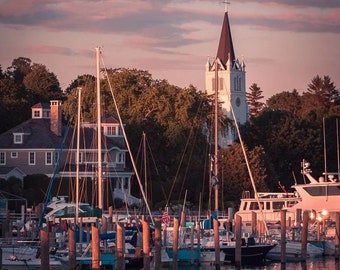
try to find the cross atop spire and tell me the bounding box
[222,1,231,12]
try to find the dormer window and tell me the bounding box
[107,126,117,136]
[33,109,41,118]
[13,133,23,144]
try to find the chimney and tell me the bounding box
[50,100,62,136]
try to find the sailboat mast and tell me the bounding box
[337,118,340,178]
[143,132,148,205]
[96,47,103,210]
[76,87,82,220]
[214,58,219,212]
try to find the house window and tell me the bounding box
[29,152,35,165]
[107,126,117,136]
[116,153,125,163]
[11,152,18,158]
[13,134,23,144]
[46,152,53,165]
[33,110,40,118]
[0,152,6,165]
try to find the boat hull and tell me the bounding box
[221,243,276,265]
[166,247,200,264]
[266,242,324,262]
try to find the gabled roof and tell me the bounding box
[0,116,126,150]
[216,12,235,68]
[31,102,50,109]
[102,113,119,124]
[0,118,64,149]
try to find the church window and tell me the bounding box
[212,78,224,91]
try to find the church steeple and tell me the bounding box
[205,10,248,147]
[216,12,235,69]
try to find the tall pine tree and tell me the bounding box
[246,83,265,118]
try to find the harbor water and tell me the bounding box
[160,256,340,269]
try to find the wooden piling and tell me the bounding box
[92,225,100,269]
[190,224,195,265]
[154,218,162,270]
[196,223,201,253]
[301,210,309,262]
[214,218,220,266]
[235,215,242,266]
[335,212,340,260]
[143,219,151,270]
[101,216,108,233]
[281,209,287,264]
[251,211,257,236]
[68,226,76,270]
[40,228,49,270]
[181,211,186,227]
[108,206,113,230]
[173,218,179,269]
[116,222,125,270]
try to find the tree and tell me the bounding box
[219,143,270,205]
[266,90,302,115]
[305,75,338,105]
[246,83,265,118]
[63,68,212,207]
[7,57,32,84]
[241,110,323,189]
[0,70,30,133]
[300,75,339,123]
[23,63,63,104]
[0,57,64,132]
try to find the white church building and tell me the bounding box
[205,12,248,147]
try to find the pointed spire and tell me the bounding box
[216,12,235,69]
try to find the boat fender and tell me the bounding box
[9,255,18,261]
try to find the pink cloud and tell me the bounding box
[25,44,93,58]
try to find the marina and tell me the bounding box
[0,7,339,270]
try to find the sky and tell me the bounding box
[0,0,339,100]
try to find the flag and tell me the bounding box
[162,210,169,225]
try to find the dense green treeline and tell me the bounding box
[0,57,339,211]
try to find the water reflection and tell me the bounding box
[161,257,339,269]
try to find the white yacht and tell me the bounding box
[289,159,340,215]
[235,190,301,235]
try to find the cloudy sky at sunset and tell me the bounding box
[0,0,339,100]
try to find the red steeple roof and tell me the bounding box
[216,12,235,68]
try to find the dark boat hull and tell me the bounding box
[222,244,276,265]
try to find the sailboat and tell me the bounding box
[199,58,276,265]
[36,47,153,268]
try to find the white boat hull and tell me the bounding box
[266,241,324,262]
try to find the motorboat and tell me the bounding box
[235,190,301,235]
[289,159,340,215]
[266,240,324,262]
